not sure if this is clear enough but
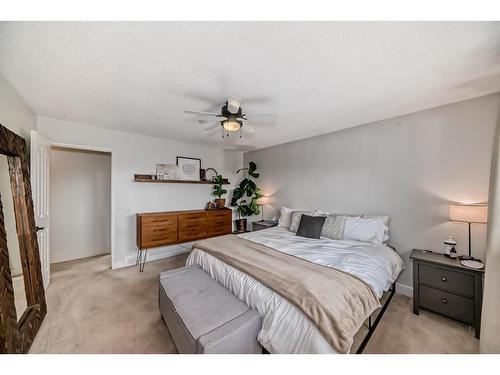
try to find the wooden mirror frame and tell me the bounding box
[0,124,46,353]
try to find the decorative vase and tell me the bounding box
[214,198,226,209]
[234,218,247,232]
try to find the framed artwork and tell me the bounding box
[156,164,179,180]
[176,156,201,181]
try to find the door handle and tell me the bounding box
[35,226,45,232]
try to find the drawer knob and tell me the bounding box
[441,299,448,304]
[441,277,447,282]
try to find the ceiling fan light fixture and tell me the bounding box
[222,119,241,132]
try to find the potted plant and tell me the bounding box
[212,174,228,209]
[230,161,264,232]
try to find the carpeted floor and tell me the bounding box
[30,254,479,354]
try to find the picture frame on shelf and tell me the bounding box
[156,163,179,180]
[176,156,201,181]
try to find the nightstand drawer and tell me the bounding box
[419,285,474,324]
[419,263,474,296]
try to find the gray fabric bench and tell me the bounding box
[159,264,262,354]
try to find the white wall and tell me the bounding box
[50,147,111,263]
[245,94,500,293]
[0,73,36,271]
[480,113,500,353]
[0,73,36,142]
[37,116,244,268]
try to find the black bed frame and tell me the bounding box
[354,244,398,353]
[355,282,396,354]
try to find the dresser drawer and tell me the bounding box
[139,214,178,249]
[419,285,474,324]
[207,215,231,227]
[208,210,231,220]
[207,225,231,237]
[178,228,208,242]
[142,215,177,228]
[419,263,474,297]
[141,230,178,248]
[179,213,207,230]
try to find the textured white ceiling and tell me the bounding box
[1,22,500,150]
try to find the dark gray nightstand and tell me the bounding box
[410,249,484,339]
[251,220,278,231]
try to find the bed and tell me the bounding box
[186,226,404,354]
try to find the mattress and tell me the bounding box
[187,226,404,353]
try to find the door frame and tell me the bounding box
[49,141,115,268]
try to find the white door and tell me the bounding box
[30,131,50,289]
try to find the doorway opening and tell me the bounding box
[49,146,112,268]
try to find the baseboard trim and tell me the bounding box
[119,244,191,269]
[396,282,413,297]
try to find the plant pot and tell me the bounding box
[214,198,226,209]
[234,218,247,233]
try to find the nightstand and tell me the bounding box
[410,249,484,339]
[251,220,278,231]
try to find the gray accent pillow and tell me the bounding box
[296,215,326,239]
[289,211,315,233]
[321,214,346,240]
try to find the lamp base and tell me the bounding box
[458,255,474,261]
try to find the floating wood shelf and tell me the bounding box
[134,174,230,184]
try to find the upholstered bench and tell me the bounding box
[159,264,262,354]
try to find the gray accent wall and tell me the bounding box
[244,94,500,292]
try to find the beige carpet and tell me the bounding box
[30,254,479,354]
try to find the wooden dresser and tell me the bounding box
[136,208,233,251]
[410,249,484,338]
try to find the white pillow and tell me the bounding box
[314,209,330,216]
[364,215,390,243]
[337,213,390,243]
[289,211,317,233]
[278,207,295,228]
[343,217,388,244]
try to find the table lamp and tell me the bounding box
[449,203,488,262]
[256,196,270,221]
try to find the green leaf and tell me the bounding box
[245,180,256,197]
[248,161,256,173]
[250,198,257,212]
[248,161,259,178]
[231,161,263,213]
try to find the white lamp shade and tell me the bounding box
[256,196,270,206]
[449,204,488,224]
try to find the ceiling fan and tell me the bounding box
[184,96,276,139]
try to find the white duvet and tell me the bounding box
[186,226,404,354]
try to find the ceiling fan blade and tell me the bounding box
[243,124,255,134]
[227,96,242,114]
[243,120,275,128]
[224,145,257,152]
[184,110,221,117]
[205,122,222,131]
[244,113,277,121]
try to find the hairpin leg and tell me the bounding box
[139,249,148,272]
